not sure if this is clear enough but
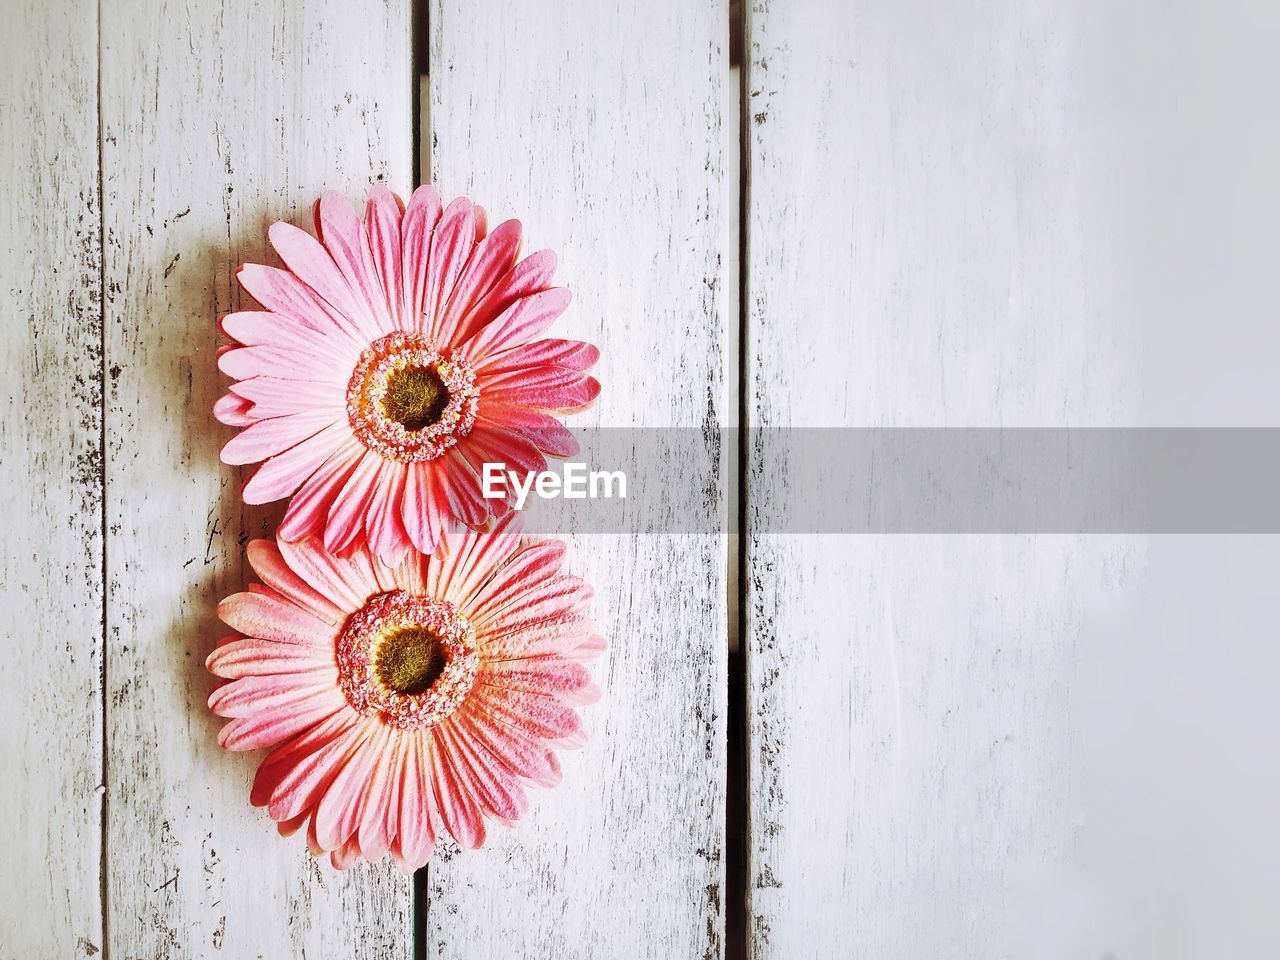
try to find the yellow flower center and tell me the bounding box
[381,364,450,431]
[345,331,480,463]
[336,590,479,729]
[374,625,446,695]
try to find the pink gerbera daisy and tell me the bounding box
[215,186,600,561]
[207,514,602,870]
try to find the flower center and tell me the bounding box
[374,626,446,695]
[346,331,479,463]
[336,591,478,729]
[381,365,450,430]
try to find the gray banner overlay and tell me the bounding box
[494,428,1280,534]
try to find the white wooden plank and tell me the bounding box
[101,2,413,955]
[745,2,1142,956]
[0,2,103,956]
[427,1,729,956]
[1057,3,1280,953]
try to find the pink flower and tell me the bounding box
[207,514,602,870]
[215,187,600,562]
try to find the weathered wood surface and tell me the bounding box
[427,1,729,957]
[744,2,1141,956]
[0,1,103,956]
[17,0,1275,955]
[101,1,413,956]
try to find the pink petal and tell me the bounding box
[306,815,324,856]
[236,263,363,343]
[277,812,309,837]
[275,537,372,615]
[457,711,561,789]
[269,220,378,339]
[242,423,356,505]
[468,687,582,742]
[331,837,363,869]
[478,539,565,598]
[456,288,572,363]
[458,537,563,619]
[452,249,559,347]
[220,409,337,466]
[480,660,591,699]
[428,512,523,610]
[423,198,477,339]
[427,514,522,604]
[206,637,335,679]
[355,729,400,861]
[218,344,346,384]
[218,591,336,646]
[392,733,438,870]
[315,191,393,335]
[444,433,534,517]
[324,450,382,554]
[368,542,411,594]
[565,681,602,707]
[220,311,356,367]
[388,547,431,600]
[402,461,447,556]
[438,722,526,822]
[380,734,410,856]
[573,634,609,659]
[428,728,485,849]
[401,185,443,331]
[366,186,405,328]
[481,366,601,413]
[251,709,360,806]
[476,338,600,375]
[214,391,254,426]
[477,404,578,458]
[313,723,389,851]
[265,720,376,822]
[215,690,344,752]
[553,724,590,750]
[441,448,495,526]
[470,573,593,633]
[459,422,549,479]
[279,441,365,542]
[246,539,345,624]
[480,613,596,663]
[208,674,340,720]
[436,219,522,345]
[230,376,343,420]
[362,459,410,564]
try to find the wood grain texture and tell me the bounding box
[744,2,1141,956]
[427,1,729,956]
[100,2,413,956]
[0,1,103,956]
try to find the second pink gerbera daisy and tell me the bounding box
[208,514,602,870]
[215,186,600,562]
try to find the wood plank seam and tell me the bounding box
[97,0,110,953]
